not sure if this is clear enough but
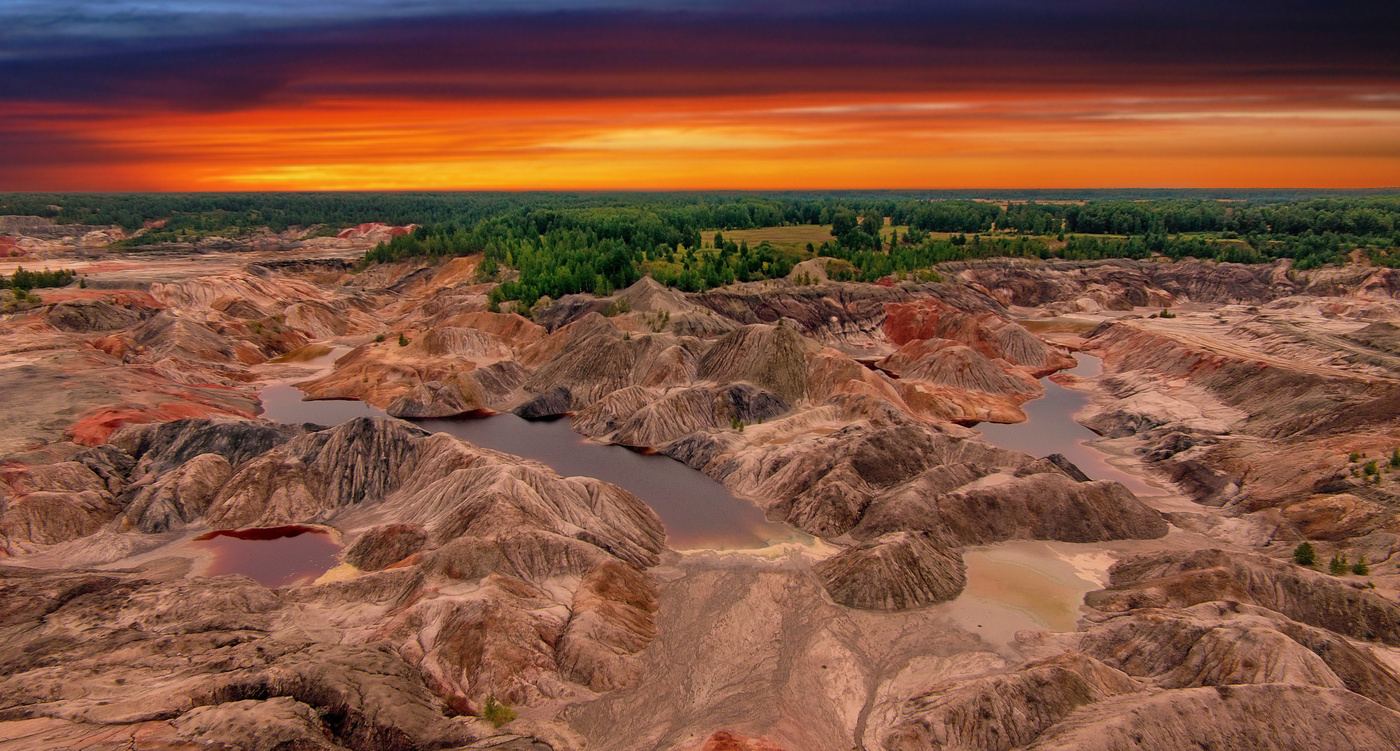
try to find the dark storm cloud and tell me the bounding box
[0,1,1396,112]
[0,128,138,167]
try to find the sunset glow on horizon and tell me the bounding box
[2,1,1397,191]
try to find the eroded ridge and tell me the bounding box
[4,225,1400,750]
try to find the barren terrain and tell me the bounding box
[3,218,1400,750]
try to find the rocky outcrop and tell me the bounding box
[852,473,1169,547]
[883,298,1075,375]
[282,417,428,508]
[1087,320,1400,440]
[45,297,155,332]
[691,281,914,342]
[556,561,660,691]
[515,385,573,419]
[112,418,305,480]
[1085,549,1400,644]
[171,697,347,751]
[1043,454,1091,482]
[1078,603,1400,710]
[697,324,814,403]
[0,565,483,751]
[1,489,124,546]
[385,360,528,418]
[131,310,239,363]
[387,380,478,418]
[879,339,1041,396]
[952,258,1290,308]
[521,315,678,406]
[390,461,665,569]
[1280,493,1395,541]
[814,531,966,610]
[575,383,788,447]
[0,451,132,547]
[344,523,429,571]
[151,269,336,315]
[1021,684,1400,751]
[697,421,1016,538]
[373,575,573,710]
[122,452,233,532]
[0,349,261,454]
[882,653,1140,751]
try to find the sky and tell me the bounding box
[0,0,1397,191]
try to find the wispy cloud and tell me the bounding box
[0,0,1397,189]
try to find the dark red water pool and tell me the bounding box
[192,524,341,588]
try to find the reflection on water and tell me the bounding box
[191,525,341,588]
[258,382,795,549]
[420,415,798,549]
[976,354,1156,495]
[944,540,1109,655]
[260,382,384,424]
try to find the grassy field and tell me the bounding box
[713,225,833,254]
[712,223,920,254]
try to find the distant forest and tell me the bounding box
[2,191,1398,307]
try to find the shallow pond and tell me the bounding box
[945,540,1110,655]
[191,525,341,588]
[260,382,796,549]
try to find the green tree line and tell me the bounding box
[3,267,76,291]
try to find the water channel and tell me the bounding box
[976,353,1157,496]
[258,381,797,550]
[249,349,1150,642]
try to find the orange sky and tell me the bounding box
[2,2,1397,190]
[9,89,1396,191]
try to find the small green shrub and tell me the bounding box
[1330,553,1350,575]
[398,333,408,347]
[482,696,515,728]
[1390,448,1399,468]
[374,333,386,343]
[1294,542,1316,566]
[1353,556,1370,576]
[649,309,670,332]
[1159,308,1176,319]
[1349,452,1363,463]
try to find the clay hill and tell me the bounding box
[2,224,1400,750]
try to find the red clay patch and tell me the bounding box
[67,402,253,446]
[89,335,133,359]
[695,730,788,751]
[40,289,164,307]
